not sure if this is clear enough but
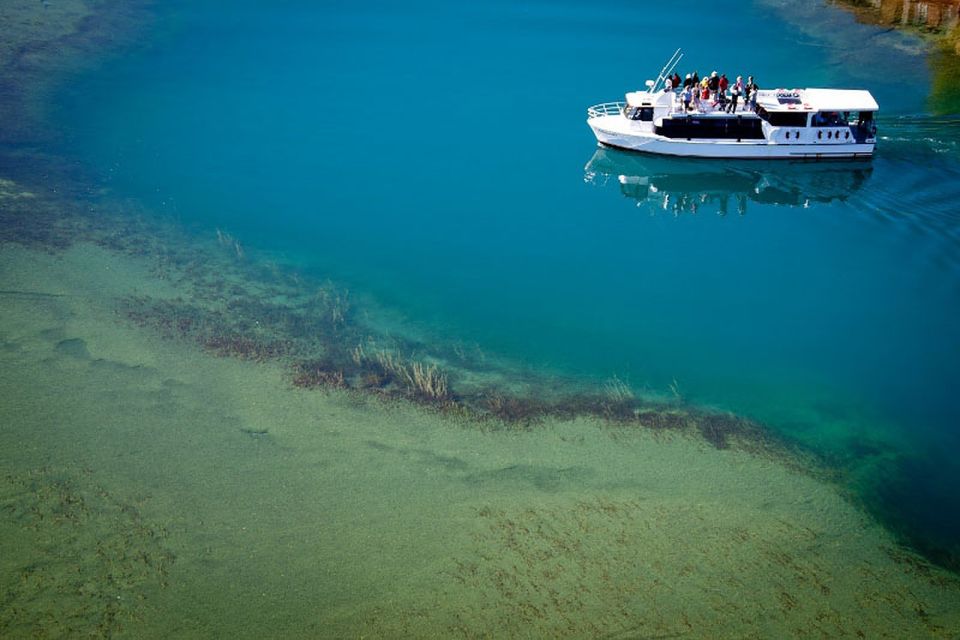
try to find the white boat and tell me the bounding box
[586,50,879,159]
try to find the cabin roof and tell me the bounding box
[757,88,879,112]
[626,90,672,107]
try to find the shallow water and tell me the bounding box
[4,0,960,635]
[3,243,960,637]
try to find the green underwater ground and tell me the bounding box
[3,234,959,637]
[2,0,960,637]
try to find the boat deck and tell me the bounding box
[666,94,758,118]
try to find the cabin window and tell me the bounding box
[811,111,848,127]
[626,106,654,121]
[654,116,765,140]
[765,112,808,127]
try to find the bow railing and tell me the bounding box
[587,102,626,119]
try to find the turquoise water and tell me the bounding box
[51,2,960,561]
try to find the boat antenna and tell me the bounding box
[651,48,683,92]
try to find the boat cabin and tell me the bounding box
[623,88,669,122]
[754,88,879,144]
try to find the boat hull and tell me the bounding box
[588,117,875,160]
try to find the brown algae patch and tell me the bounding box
[0,466,175,638]
[90,209,789,458]
[435,497,960,639]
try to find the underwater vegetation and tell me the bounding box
[0,465,175,637]
[0,160,791,463]
[451,498,960,638]
[0,173,87,250]
[113,236,782,455]
[6,136,960,575]
[118,281,785,457]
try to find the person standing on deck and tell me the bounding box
[727,76,743,113]
[745,76,759,111]
[671,72,682,91]
[708,71,720,101]
[692,70,700,88]
[683,73,693,90]
[718,73,729,100]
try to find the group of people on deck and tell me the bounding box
[663,70,758,114]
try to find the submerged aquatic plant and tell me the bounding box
[309,286,351,330]
[477,392,551,427]
[669,377,683,401]
[603,375,634,403]
[412,361,448,400]
[693,412,772,451]
[634,410,687,431]
[215,227,245,260]
[351,342,365,366]
[292,360,346,389]
[200,334,292,362]
[1,169,729,448]
[94,199,788,457]
[372,350,450,401]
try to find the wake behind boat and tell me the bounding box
[586,49,879,160]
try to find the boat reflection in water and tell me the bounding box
[583,146,874,216]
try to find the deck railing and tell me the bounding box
[587,102,626,119]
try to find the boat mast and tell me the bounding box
[650,48,683,93]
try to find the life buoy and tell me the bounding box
[787,104,796,110]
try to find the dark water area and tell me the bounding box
[39,0,960,566]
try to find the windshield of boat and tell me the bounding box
[625,106,654,122]
[812,111,848,126]
[756,107,808,127]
